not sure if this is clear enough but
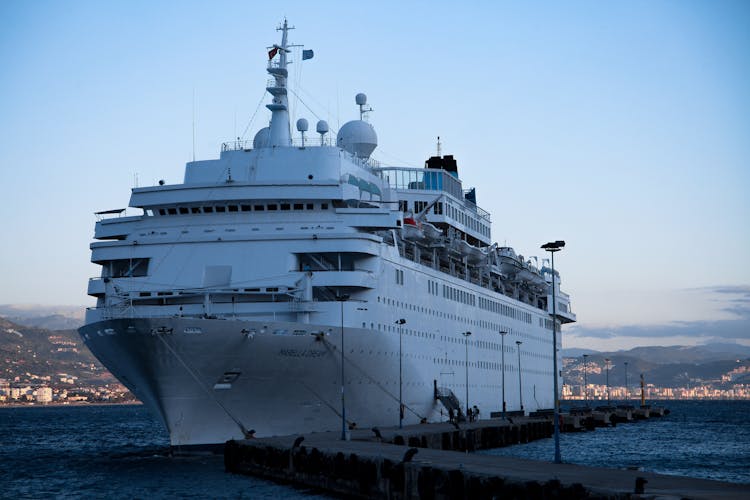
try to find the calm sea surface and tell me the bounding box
[482,400,750,485]
[0,404,330,499]
[1,401,748,498]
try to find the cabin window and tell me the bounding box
[241,205,251,211]
[306,203,313,210]
[167,208,177,215]
[191,207,201,214]
[321,203,328,210]
[254,205,264,211]
[204,206,214,213]
[228,205,239,212]
[158,209,166,216]
[216,206,226,213]
[179,207,188,214]
[294,203,303,210]
[267,204,278,211]
[280,203,291,210]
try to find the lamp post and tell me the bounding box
[605,358,611,405]
[516,340,523,412]
[462,331,472,419]
[583,354,589,406]
[336,294,350,440]
[396,318,406,429]
[542,239,565,464]
[624,361,629,401]
[500,330,508,418]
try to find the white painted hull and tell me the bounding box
[80,275,559,447]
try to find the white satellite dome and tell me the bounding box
[336,120,377,158]
[253,127,270,148]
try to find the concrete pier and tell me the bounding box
[225,419,747,499]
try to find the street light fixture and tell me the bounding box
[336,293,350,440]
[396,318,406,429]
[605,358,611,405]
[499,330,508,418]
[462,331,472,420]
[516,340,523,412]
[541,239,565,464]
[583,354,589,406]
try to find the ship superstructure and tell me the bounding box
[80,20,575,448]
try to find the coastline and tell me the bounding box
[0,400,142,409]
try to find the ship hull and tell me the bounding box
[81,316,448,446]
[80,303,558,447]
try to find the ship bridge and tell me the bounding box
[373,165,491,247]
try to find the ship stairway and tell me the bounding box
[434,386,466,422]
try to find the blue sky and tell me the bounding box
[1,1,748,350]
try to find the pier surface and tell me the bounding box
[225,418,747,499]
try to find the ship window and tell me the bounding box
[398,200,407,212]
[294,203,303,210]
[167,208,177,215]
[321,203,328,210]
[216,206,226,213]
[178,207,188,214]
[98,258,150,278]
[204,206,214,213]
[267,204,278,211]
[254,205,264,211]
[228,205,238,212]
[191,207,201,214]
[158,209,166,216]
[306,203,313,210]
[241,205,251,211]
[280,203,291,210]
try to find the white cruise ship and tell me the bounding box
[79,20,576,449]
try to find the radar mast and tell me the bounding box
[266,19,293,147]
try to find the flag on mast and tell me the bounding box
[268,47,279,60]
[302,49,314,60]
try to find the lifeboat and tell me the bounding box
[422,221,443,242]
[402,217,426,241]
[455,239,487,264]
[497,247,524,276]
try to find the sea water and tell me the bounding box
[481,400,750,485]
[0,404,330,499]
[1,400,748,499]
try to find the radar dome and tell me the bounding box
[336,120,377,158]
[355,93,367,106]
[316,120,329,135]
[253,127,270,148]
[296,118,309,132]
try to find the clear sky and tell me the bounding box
[1,1,748,350]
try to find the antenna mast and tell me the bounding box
[266,19,294,147]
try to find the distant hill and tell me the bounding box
[562,344,750,389]
[561,347,600,357]
[0,304,85,331]
[616,345,750,364]
[0,317,115,386]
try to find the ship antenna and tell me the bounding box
[192,88,196,161]
[356,93,372,121]
[437,136,441,156]
[266,19,294,147]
